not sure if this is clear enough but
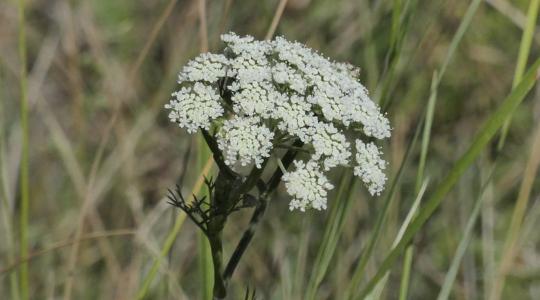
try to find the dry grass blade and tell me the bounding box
[0,230,136,275]
[437,169,495,300]
[198,0,209,52]
[491,112,540,300]
[62,1,179,298]
[265,0,288,40]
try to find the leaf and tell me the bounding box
[357,57,540,299]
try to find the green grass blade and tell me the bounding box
[293,218,311,298]
[399,71,438,300]
[17,0,29,298]
[498,0,540,150]
[0,73,20,300]
[399,0,484,294]
[378,0,418,108]
[198,137,214,300]
[365,179,428,300]
[398,247,413,300]
[416,71,438,192]
[438,0,482,82]
[304,171,355,300]
[344,110,425,300]
[357,57,540,299]
[390,0,403,52]
[136,212,189,299]
[491,114,540,299]
[198,232,213,299]
[437,171,494,300]
[136,158,213,299]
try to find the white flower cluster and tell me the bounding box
[354,140,387,196]
[165,82,224,133]
[283,161,334,211]
[165,32,391,211]
[217,116,274,168]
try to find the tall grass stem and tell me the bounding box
[17,0,30,298]
[498,0,540,149]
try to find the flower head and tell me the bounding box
[165,32,391,211]
[165,82,223,133]
[354,140,387,196]
[217,116,274,168]
[283,160,334,211]
[178,53,229,83]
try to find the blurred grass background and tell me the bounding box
[1,0,540,299]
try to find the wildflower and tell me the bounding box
[165,32,391,210]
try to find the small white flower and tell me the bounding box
[354,140,387,195]
[164,82,223,133]
[283,160,334,211]
[217,116,274,168]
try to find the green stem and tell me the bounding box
[207,171,238,299]
[223,143,301,282]
[208,233,226,298]
[198,136,214,300]
[17,0,29,298]
[498,0,540,150]
[398,247,413,300]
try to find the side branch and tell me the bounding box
[223,140,303,282]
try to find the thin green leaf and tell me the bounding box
[492,108,540,299]
[344,109,425,300]
[437,170,495,300]
[136,157,213,299]
[498,0,540,149]
[399,1,484,295]
[438,0,482,82]
[365,179,429,300]
[304,172,356,300]
[0,72,20,300]
[357,57,540,299]
[416,71,438,192]
[17,0,30,298]
[400,71,438,300]
[198,137,214,300]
